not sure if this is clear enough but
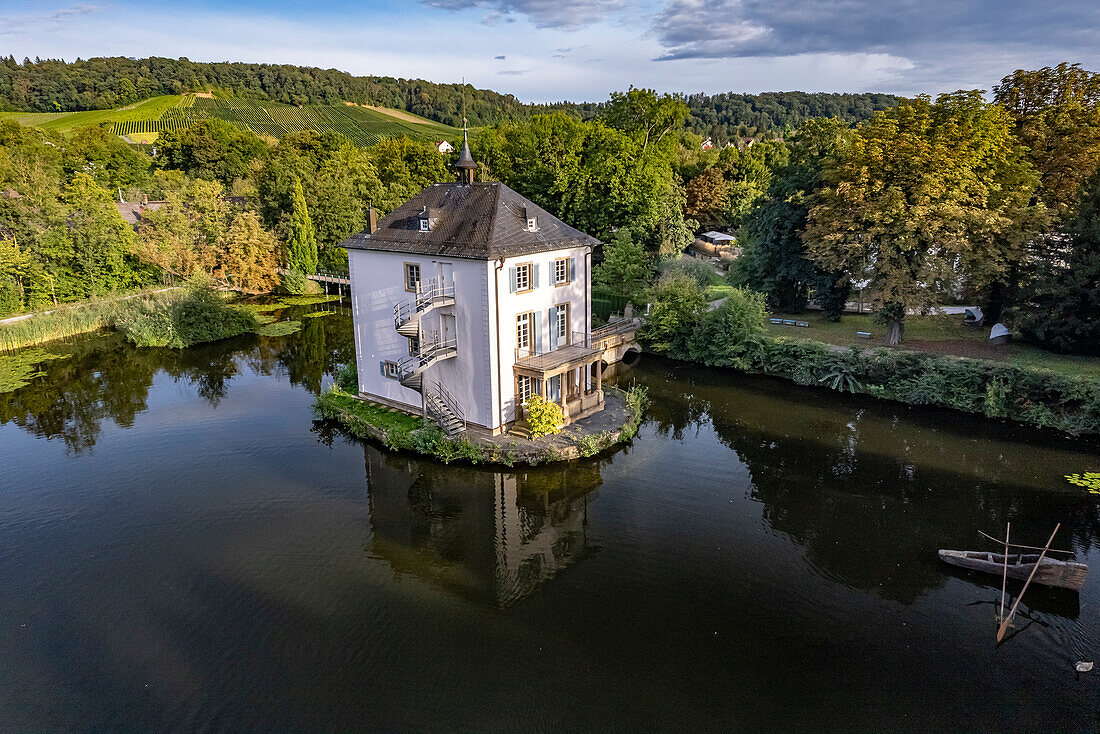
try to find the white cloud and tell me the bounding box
[421,0,629,30]
[49,5,102,21]
[3,0,1099,103]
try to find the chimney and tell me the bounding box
[141,193,148,206]
[367,206,378,235]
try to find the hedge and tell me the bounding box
[743,337,1100,436]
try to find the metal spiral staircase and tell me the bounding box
[394,277,455,337]
[392,277,465,435]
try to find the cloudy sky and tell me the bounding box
[1,0,1097,102]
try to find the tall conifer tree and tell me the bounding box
[286,178,318,274]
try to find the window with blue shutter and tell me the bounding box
[532,310,542,354]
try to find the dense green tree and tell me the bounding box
[285,178,318,274]
[734,118,851,319]
[473,112,692,258]
[257,130,385,269]
[804,93,1041,344]
[716,139,790,225]
[639,273,707,355]
[59,172,143,297]
[61,126,149,193]
[987,64,1100,321]
[1013,170,1100,353]
[601,87,689,154]
[685,287,768,368]
[593,230,651,299]
[157,119,269,185]
[365,136,450,211]
[994,63,1100,219]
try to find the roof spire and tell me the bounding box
[456,77,477,185]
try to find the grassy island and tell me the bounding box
[314,366,647,466]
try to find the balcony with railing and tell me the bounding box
[514,331,601,375]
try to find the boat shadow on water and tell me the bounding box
[939,564,1081,620]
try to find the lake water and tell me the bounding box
[2,310,1099,731]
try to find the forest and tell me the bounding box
[0,56,896,140]
[1,62,1098,360]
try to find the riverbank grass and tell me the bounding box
[314,385,485,464]
[315,377,647,466]
[0,289,180,352]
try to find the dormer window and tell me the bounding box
[527,217,538,231]
[418,206,439,232]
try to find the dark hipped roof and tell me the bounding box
[340,182,600,260]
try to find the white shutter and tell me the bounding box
[508,266,517,293]
[548,308,558,350]
[568,257,576,283]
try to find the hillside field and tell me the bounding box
[0,94,463,147]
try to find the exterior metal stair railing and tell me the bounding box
[393,277,455,337]
[425,380,467,435]
[395,337,459,392]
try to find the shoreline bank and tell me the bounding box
[314,384,646,466]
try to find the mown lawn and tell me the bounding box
[766,310,1100,379]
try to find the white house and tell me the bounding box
[340,136,605,436]
[436,140,454,154]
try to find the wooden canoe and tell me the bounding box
[938,549,1088,591]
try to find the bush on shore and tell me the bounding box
[641,279,1100,435]
[115,281,257,348]
[279,270,323,295]
[753,337,1099,435]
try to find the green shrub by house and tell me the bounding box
[524,395,564,438]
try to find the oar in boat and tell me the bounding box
[997,524,1060,643]
[999,523,1009,624]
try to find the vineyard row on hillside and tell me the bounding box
[109,96,457,146]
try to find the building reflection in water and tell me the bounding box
[363,445,603,609]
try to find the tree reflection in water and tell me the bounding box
[0,309,354,454]
[636,357,1100,605]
